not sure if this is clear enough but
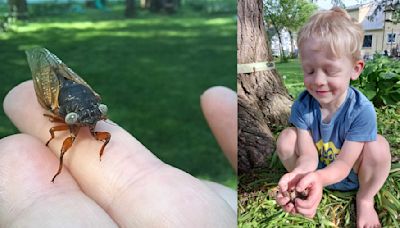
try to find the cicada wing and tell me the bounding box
[26,47,61,112]
[26,48,101,111]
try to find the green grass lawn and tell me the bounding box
[239,58,400,227]
[0,6,236,187]
[276,58,304,99]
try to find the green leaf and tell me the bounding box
[363,89,377,100]
[380,72,399,80]
[389,91,400,102]
[381,95,397,106]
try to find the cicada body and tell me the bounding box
[26,47,111,182]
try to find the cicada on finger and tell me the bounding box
[26,47,111,182]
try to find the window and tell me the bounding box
[388,33,396,43]
[363,35,372,48]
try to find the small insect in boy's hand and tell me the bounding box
[26,47,111,183]
[270,186,309,203]
[285,188,309,203]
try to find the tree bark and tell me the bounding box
[125,0,136,17]
[237,0,292,174]
[149,0,162,12]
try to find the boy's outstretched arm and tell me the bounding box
[294,140,364,217]
[277,128,319,214]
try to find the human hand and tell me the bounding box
[294,171,323,218]
[0,81,236,227]
[276,171,306,213]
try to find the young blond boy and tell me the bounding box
[275,7,391,227]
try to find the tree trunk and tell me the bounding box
[237,0,292,174]
[149,0,162,12]
[288,30,296,58]
[125,0,136,17]
[8,0,28,19]
[276,30,286,61]
[140,0,146,8]
[164,0,177,14]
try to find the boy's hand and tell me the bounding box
[294,172,323,218]
[276,172,306,213]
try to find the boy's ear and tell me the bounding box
[351,60,364,80]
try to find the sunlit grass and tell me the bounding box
[275,58,304,98]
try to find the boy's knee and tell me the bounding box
[363,135,391,165]
[276,127,297,158]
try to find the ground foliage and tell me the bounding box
[239,156,400,227]
[353,56,400,107]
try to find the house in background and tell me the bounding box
[347,2,400,58]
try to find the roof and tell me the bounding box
[346,2,384,31]
[360,3,384,31]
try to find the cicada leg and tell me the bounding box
[51,126,80,183]
[51,136,75,182]
[91,131,111,161]
[46,125,69,146]
[43,114,65,123]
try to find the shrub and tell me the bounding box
[353,55,400,107]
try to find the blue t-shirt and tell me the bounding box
[289,86,377,191]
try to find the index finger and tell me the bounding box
[278,172,299,192]
[4,81,236,227]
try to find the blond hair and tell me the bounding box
[297,7,364,62]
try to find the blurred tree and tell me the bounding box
[368,0,400,22]
[125,0,136,17]
[238,0,292,173]
[149,0,163,11]
[149,0,178,13]
[140,0,150,8]
[264,0,317,60]
[8,0,28,19]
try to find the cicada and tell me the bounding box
[269,186,309,203]
[26,47,111,182]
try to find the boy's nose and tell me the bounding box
[313,71,326,86]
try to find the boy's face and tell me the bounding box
[300,37,364,110]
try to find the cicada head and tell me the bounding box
[64,103,108,126]
[62,104,108,127]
